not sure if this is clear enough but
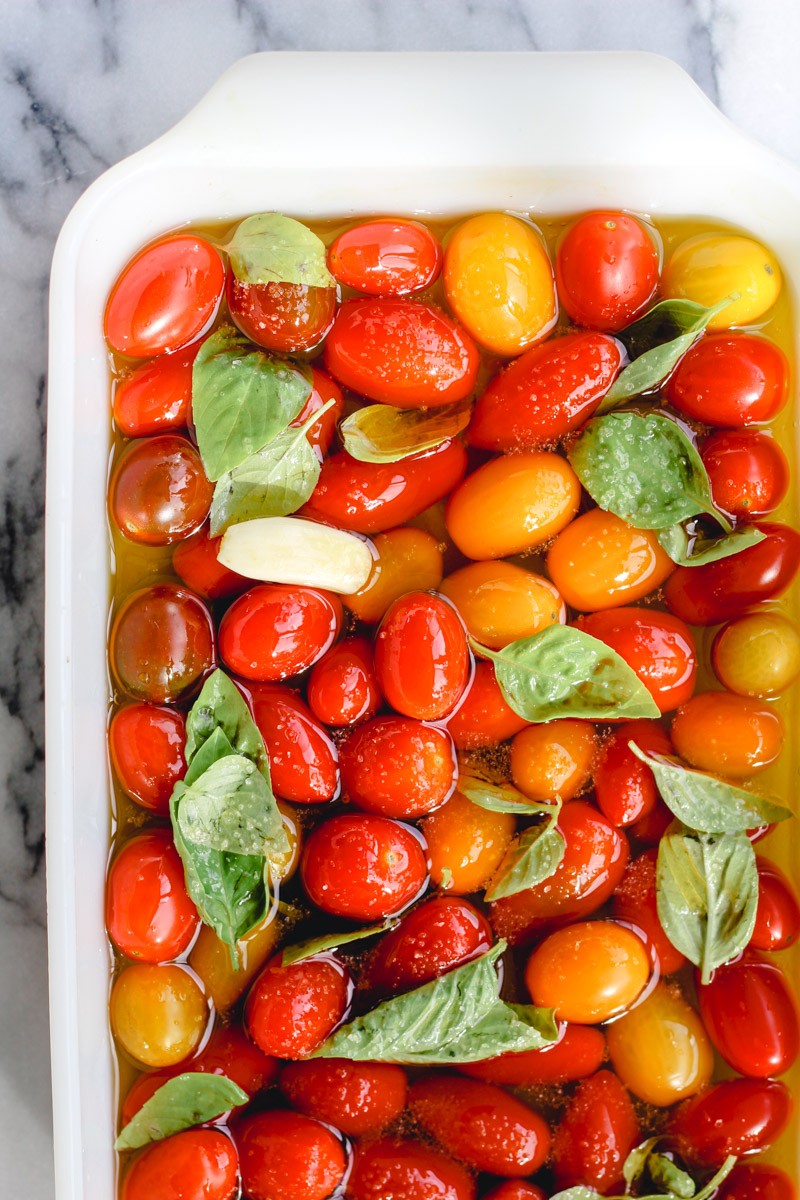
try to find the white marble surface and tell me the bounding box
[1,1,799,1195]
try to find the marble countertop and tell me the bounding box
[2,1,798,1195]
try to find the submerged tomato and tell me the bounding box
[227,273,337,354]
[484,1187,546,1200]
[667,334,788,426]
[556,211,659,331]
[459,1024,606,1085]
[110,435,213,546]
[110,963,208,1068]
[249,684,340,804]
[110,584,215,704]
[329,219,442,295]
[374,592,470,721]
[607,982,713,1106]
[578,608,697,713]
[751,858,800,952]
[440,560,565,650]
[701,430,789,519]
[307,636,381,727]
[510,720,596,802]
[421,790,516,895]
[280,1059,408,1136]
[245,954,352,1060]
[236,1111,347,1200]
[670,1079,793,1166]
[366,896,492,994]
[341,716,457,819]
[290,367,345,455]
[349,1138,476,1200]
[552,1071,640,1195]
[219,585,341,682]
[525,920,650,1024]
[670,691,784,779]
[172,523,252,600]
[447,660,529,750]
[106,830,199,964]
[547,509,674,612]
[712,612,800,699]
[113,342,199,436]
[343,526,444,623]
[612,849,687,975]
[594,720,672,828]
[109,703,186,814]
[718,1166,796,1200]
[121,1130,238,1200]
[697,953,799,1077]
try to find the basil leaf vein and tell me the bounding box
[340,400,471,464]
[227,213,335,289]
[115,1073,248,1151]
[485,801,565,901]
[174,755,286,859]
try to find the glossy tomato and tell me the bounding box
[594,720,672,828]
[290,367,345,456]
[340,716,457,819]
[697,953,799,1077]
[712,612,800,699]
[342,526,444,622]
[459,1024,606,1085]
[484,1186,546,1200]
[547,509,674,612]
[374,591,470,721]
[110,435,213,546]
[552,1070,640,1194]
[612,849,687,974]
[249,684,339,804]
[306,636,381,727]
[421,789,516,894]
[510,720,596,802]
[447,661,529,750]
[236,1111,347,1200]
[227,273,337,354]
[667,333,788,426]
[751,858,800,952]
[245,953,352,1060]
[121,1130,238,1200]
[440,561,565,650]
[110,963,208,1068]
[555,211,659,330]
[172,523,252,600]
[348,1138,476,1200]
[701,430,789,519]
[718,1166,796,1200]
[328,219,442,295]
[218,585,341,682]
[669,1079,792,1166]
[670,691,784,778]
[578,608,697,713]
[366,896,492,994]
[664,234,782,329]
[109,703,186,814]
[280,1059,408,1136]
[606,982,713,1106]
[525,920,650,1024]
[106,830,199,963]
[113,342,199,436]
[110,584,215,704]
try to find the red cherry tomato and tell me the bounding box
[349,1138,476,1200]
[718,1165,796,1200]
[664,523,800,626]
[113,342,199,436]
[468,331,622,451]
[697,953,799,1077]
[447,660,529,749]
[245,953,352,1059]
[328,220,443,296]
[577,608,697,713]
[110,584,215,704]
[106,830,198,963]
[552,1070,640,1194]
[701,430,789,519]
[611,849,687,974]
[751,858,800,952]
[306,636,382,727]
[594,720,673,828]
[279,1059,408,1136]
[302,439,467,534]
[484,1186,547,1200]
[323,297,480,408]
[236,1110,347,1200]
[409,1073,550,1176]
[489,801,629,946]
[121,1130,238,1200]
[630,795,674,845]
[670,1079,792,1166]
[340,716,457,819]
[105,236,224,359]
[366,896,492,994]
[219,585,342,682]
[290,367,345,456]
[301,814,428,920]
[555,211,659,331]
[110,436,213,546]
[375,592,470,721]
[667,334,789,427]
[172,523,252,601]
[459,1024,606,1085]
[249,684,339,804]
[109,703,186,814]
[227,273,337,354]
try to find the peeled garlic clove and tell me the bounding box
[218,516,374,594]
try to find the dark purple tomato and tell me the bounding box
[110,584,215,704]
[110,435,213,546]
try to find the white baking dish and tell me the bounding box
[46,51,800,1200]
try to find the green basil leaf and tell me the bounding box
[623,1138,662,1189]
[185,669,270,780]
[628,744,792,833]
[439,1000,559,1062]
[282,922,396,967]
[192,326,312,480]
[474,627,660,723]
[649,1155,696,1199]
[458,763,553,814]
[549,1189,601,1200]
[173,755,286,860]
[115,1073,248,1151]
[227,213,335,289]
[183,726,238,786]
[657,521,765,566]
[569,412,730,531]
[693,1158,738,1200]
[484,803,565,901]
[657,829,758,984]
[340,400,471,464]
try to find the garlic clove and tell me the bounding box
[218,516,374,594]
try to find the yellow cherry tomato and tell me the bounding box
[525,920,650,1024]
[275,801,302,882]
[511,719,597,801]
[546,508,674,611]
[712,612,800,699]
[446,452,580,561]
[440,561,565,650]
[189,909,281,1013]
[606,981,714,1106]
[342,527,444,624]
[670,691,784,779]
[444,213,557,355]
[664,234,781,329]
[110,963,208,1067]
[421,789,516,894]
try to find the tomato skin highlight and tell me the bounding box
[578,608,697,714]
[307,635,381,727]
[669,1079,793,1166]
[227,274,337,354]
[751,858,800,952]
[447,660,529,749]
[594,720,672,829]
[218,584,342,682]
[374,591,470,721]
[552,1070,640,1195]
[110,584,216,705]
[113,342,199,437]
[110,435,213,546]
[329,219,442,296]
[323,297,480,408]
[109,703,186,815]
[697,953,800,1077]
[670,691,784,779]
[172,523,252,601]
[121,1129,238,1200]
[612,849,687,974]
[667,334,788,426]
[348,1137,476,1200]
[365,896,492,995]
[245,953,352,1060]
[106,830,199,964]
[340,715,457,819]
[235,1110,347,1200]
[249,684,340,804]
[280,1058,408,1136]
[717,1165,796,1200]
[556,211,659,331]
[701,429,789,519]
[459,1023,606,1085]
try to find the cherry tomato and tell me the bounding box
[448,661,530,750]
[349,1138,476,1200]
[468,331,622,451]
[340,716,457,819]
[459,1023,606,1085]
[751,858,800,952]
[484,1186,546,1200]
[366,896,492,994]
[110,435,213,546]
[525,920,650,1024]
[443,213,557,355]
[552,1070,640,1195]
[701,430,789,519]
[718,1165,796,1200]
[489,801,629,946]
[105,235,224,358]
[555,211,659,331]
[669,1079,792,1166]
[301,814,429,920]
[342,526,444,622]
[374,591,470,721]
[667,333,788,426]
[606,982,713,1106]
[421,790,516,894]
[547,510,674,611]
[698,953,799,1077]
[323,297,479,408]
[219,584,341,682]
[578,608,697,713]
[290,367,345,455]
[121,1130,238,1200]
[664,235,781,329]
[410,1073,550,1176]
[664,522,800,625]
[594,720,672,828]
[106,831,198,963]
[510,720,596,802]
[245,953,352,1059]
[304,440,467,535]
[227,272,337,354]
[189,911,280,1014]
[172,523,252,600]
[249,684,339,804]
[329,219,442,295]
[113,342,199,437]
[440,561,565,649]
[670,691,784,778]
[236,1110,347,1200]
[280,1058,407,1137]
[712,612,800,699]
[109,703,186,814]
[307,636,381,727]
[110,584,215,704]
[110,963,208,1067]
[612,849,687,974]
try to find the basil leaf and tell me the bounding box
[623,1138,662,1189]
[440,1000,559,1062]
[185,669,269,779]
[657,828,758,984]
[458,764,553,814]
[693,1159,738,1200]
[649,1155,696,1199]
[173,755,286,859]
[115,1073,248,1151]
[628,744,792,833]
[484,802,565,901]
[282,921,396,967]
[550,1189,601,1200]
[657,522,765,566]
[227,212,335,289]
[474,627,660,723]
[553,1154,737,1200]
[569,412,730,531]
[192,326,311,480]
[340,401,471,464]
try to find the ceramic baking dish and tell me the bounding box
[45,51,800,1200]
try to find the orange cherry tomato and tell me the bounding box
[349,1138,476,1200]
[342,526,444,622]
[280,1059,408,1136]
[340,715,457,819]
[105,235,224,359]
[594,720,672,828]
[712,612,800,699]
[612,849,687,974]
[245,953,352,1059]
[697,952,799,1078]
[578,608,697,713]
[421,790,516,894]
[110,963,208,1068]
[218,584,341,682]
[667,334,788,427]
[552,1071,640,1195]
[547,509,674,611]
[448,660,529,750]
[110,584,215,704]
[323,297,479,408]
[440,561,565,649]
[328,219,442,295]
[374,591,470,721]
[751,857,800,952]
[121,1130,238,1200]
[236,1111,347,1200]
[365,896,492,995]
[249,684,340,804]
[526,920,650,1024]
[110,435,213,546]
[670,691,784,778]
[510,720,596,802]
[112,342,199,437]
[106,830,199,963]
[306,635,382,727]
[556,211,659,330]
[227,273,337,354]
[701,430,789,519]
[172,523,253,601]
[109,703,186,814]
[459,1024,606,1085]
[669,1079,792,1167]
[290,367,345,455]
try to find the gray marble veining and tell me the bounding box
[0,1,797,1195]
